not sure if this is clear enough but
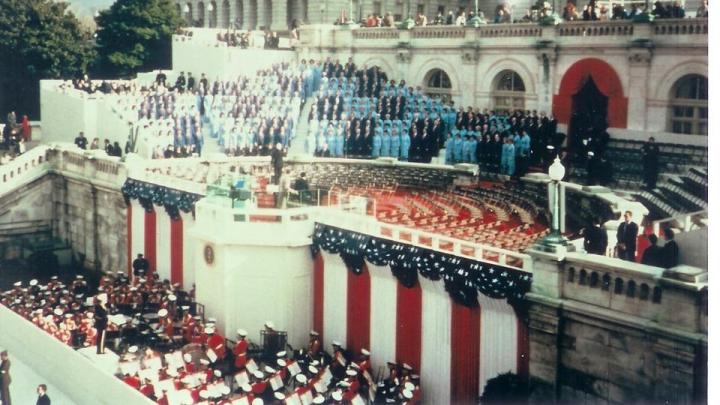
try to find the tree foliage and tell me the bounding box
[0,0,95,118]
[94,0,183,77]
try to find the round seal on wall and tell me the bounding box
[204,244,215,265]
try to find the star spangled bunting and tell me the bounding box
[313,224,532,307]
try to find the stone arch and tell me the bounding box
[263,0,272,29]
[234,0,243,28]
[249,0,258,29]
[221,0,230,28]
[184,2,194,26]
[208,1,218,27]
[359,57,396,80]
[553,58,628,128]
[197,2,206,27]
[652,61,708,101]
[412,58,461,96]
[481,58,536,96]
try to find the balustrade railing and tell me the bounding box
[556,20,634,37]
[411,26,466,39]
[475,23,542,38]
[352,28,400,40]
[653,18,708,35]
[0,146,51,196]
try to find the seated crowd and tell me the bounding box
[0,265,420,404]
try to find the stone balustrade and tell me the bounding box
[299,18,706,50]
[556,20,634,37]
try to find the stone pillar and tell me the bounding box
[230,0,242,28]
[536,44,558,116]
[243,0,255,30]
[271,0,288,31]
[626,47,652,131]
[256,0,268,29]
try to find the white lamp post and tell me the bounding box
[537,156,569,249]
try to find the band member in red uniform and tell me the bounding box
[233,329,249,371]
[308,330,321,359]
[205,326,226,363]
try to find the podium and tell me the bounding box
[260,330,287,361]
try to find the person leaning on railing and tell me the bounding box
[696,0,708,17]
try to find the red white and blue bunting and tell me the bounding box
[312,223,532,308]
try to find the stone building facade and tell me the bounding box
[293,19,708,139]
[174,0,536,30]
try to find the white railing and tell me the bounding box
[0,145,51,197]
[652,209,708,235]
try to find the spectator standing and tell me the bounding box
[563,2,580,20]
[90,137,100,150]
[616,210,639,261]
[446,10,455,24]
[456,11,467,25]
[21,115,31,142]
[382,12,395,27]
[641,136,659,190]
[696,0,708,17]
[612,3,627,19]
[669,1,686,18]
[36,384,51,405]
[653,1,669,18]
[1,350,11,405]
[74,131,88,149]
[660,228,679,268]
[641,234,663,266]
[434,12,445,24]
[583,218,608,255]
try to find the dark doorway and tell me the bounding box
[568,77,608,159]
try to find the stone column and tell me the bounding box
[271,0,288,31]
[626,47,652,131]
[230,0,242,28]
[243,0,255,30]
[536,45,558,116]
[256,0,268,29]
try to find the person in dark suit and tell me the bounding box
[132,253,149,278]
[641,137,660,190]
[270,143,284,185]
[616,211,639,261]
[641,234,662,267]
[583,219,608,255]
[36,384,51,405]
[660,228,679,268]
[1,350,11,405]
[94,294,109,354]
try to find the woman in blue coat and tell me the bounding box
[501,137,516,176]
[400,131,411,161]
[381,130,392,157]
[390,131,401,158]
[371,129,382,158]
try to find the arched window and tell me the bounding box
[567,267,575,283]
[184,3,194,26]
[235,1,243,28]
[208,1,218,28]
[626,280,636,298]
[221,0,230,28]
[425,69,453,102]
[614,278,624,294]
[668,74,708,135]
[197,2,206,27]
[601,274,611,291]
[493,70,526,111]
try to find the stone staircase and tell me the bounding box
[287,98,315,157]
